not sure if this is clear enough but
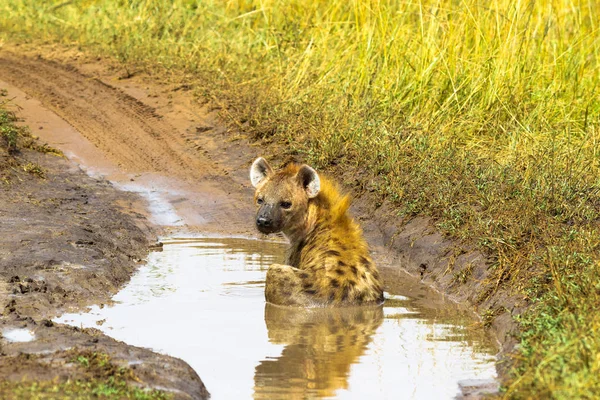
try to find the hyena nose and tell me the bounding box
[256,217,272,227]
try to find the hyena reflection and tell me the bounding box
[253,304,384,398]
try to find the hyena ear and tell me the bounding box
[297,165,321,198]
[250,157,273,187]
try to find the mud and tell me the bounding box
[1,320,207,400]
[351,193,523,362]
[0,151,149,321]
[0,146,207,397]
[0,42,515,397]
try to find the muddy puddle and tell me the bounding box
[56,237,497,399]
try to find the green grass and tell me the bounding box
[1,94,62,182]
[0,106,49,182]
[0,351,170,399]
[1,0,599,397]
[0,107,21,153]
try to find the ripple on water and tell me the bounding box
[55,237,497,399]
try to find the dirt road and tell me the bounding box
[0,50,255,236]
[0,45,513,397]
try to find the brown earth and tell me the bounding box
[0,137,208,397]
[0,42,518,396]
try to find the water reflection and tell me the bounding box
[255,304,384,399]
[54,237,497,399]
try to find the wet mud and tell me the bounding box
[0,147,207,397]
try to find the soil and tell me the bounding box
[0,143,208,398]
[0,42,519,397]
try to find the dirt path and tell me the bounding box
[0,50,254,236]
[0,55,214,179]
[0,50,228,399]
[0,130,208,398]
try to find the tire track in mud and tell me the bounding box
[0,53,255,234]
[0,55,215,180]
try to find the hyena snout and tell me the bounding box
[256,205,282,234]
[256,216,272,228]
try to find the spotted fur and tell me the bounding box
[250,157,384,306]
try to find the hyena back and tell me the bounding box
[250,157,384,306]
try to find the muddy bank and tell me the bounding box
[1,321,207,400]
[350,187,523,359]
[0,152,150,320]
[0,144,207,397]
[0,43,515,387]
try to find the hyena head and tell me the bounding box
[250,157,320,235]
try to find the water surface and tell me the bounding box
[56,237,497,399]
[2,328,36,343]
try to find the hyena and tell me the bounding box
[250,157,384,306]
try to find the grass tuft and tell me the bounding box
[0,109,21,153]
[22,162,46,178]
[0,102,61,182]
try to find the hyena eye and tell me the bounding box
[280,201,292,209]
[257,198,264,205]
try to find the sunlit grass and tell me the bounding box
[1,0,599,397]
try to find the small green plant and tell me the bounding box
[0,104,60,183]
[22,162,45,178]
[75,355,90,367]
[452,263,474,285]
[0,110,19,152]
